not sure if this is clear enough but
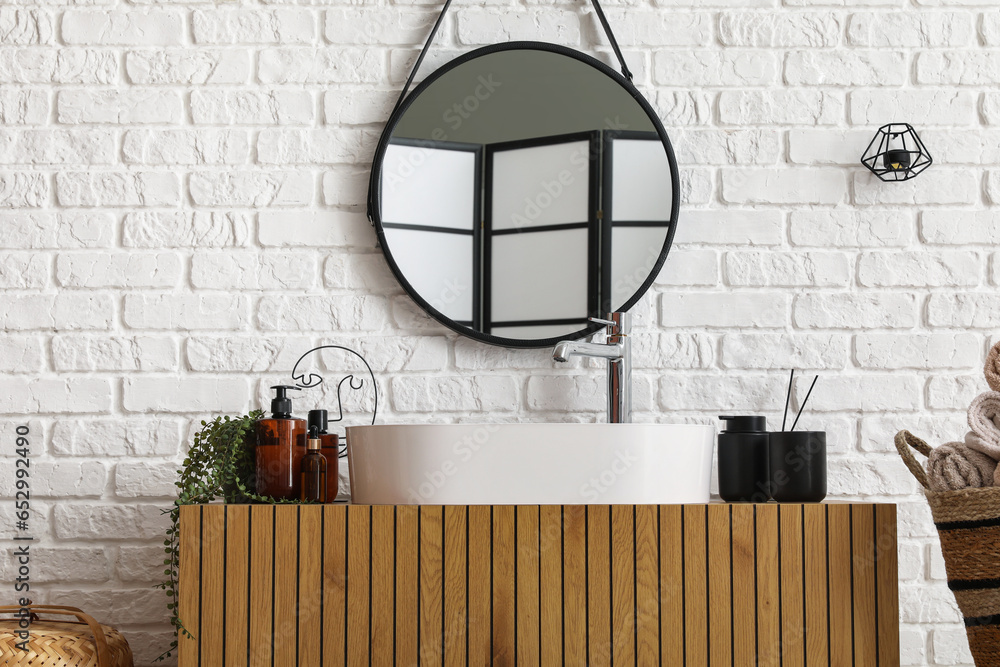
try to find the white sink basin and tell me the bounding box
[346,423,715,505]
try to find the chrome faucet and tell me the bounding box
[552,312,632,424]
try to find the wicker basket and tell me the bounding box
[0,604,133,667]
[897,430,1000,667]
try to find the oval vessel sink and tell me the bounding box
[346,423,715,505]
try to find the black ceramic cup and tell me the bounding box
[767,431,827,503]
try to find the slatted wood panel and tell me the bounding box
[177,504,200,667]
[588,504,611,667]
[371,505,394,667]
[224,505,249,667]
[731,504,756,666]
[876,505,900,667]
[420,505,443,667]
[853,505,878,666]
[247,506,272,667]
[539,505,563,666]
[323,505,347,664]
[468,505,492,665]
[273,507,297,667]
[517,505,540,666]
[757,505,781,667]
[178,503,899,666]
[708,503,732,667]
[635,505,659,665]
[780,504,805,667]
[297,505,322,667]
[493,505,515,665]
[804,504,830,667]
[394,505,417,666]
[684,504,708,667]
[660,504,684,665]
[562,505,587,665]
[200,506,224,667]
[611,505,634,666]
[828,504,854,666]
[443,506,467,667]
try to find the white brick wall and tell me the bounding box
[0,1,996,664]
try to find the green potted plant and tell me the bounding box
[155,410,298,661]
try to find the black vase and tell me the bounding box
[767,431,827,503]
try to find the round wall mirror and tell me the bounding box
[369,42,679,348]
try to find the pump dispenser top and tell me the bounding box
[719,415,766,433]
[269,385,301,419]
[308,409,328,434]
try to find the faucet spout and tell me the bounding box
[552,340,623,363]
[551,312,632,423]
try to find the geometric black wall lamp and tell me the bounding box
[860,123,933,182]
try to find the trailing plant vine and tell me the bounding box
[155,410,299,662]
[154,347,378,661]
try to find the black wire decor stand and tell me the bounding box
[290,345,378,459]
[860,123,932,182]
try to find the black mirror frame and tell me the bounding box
[368,40,681,349]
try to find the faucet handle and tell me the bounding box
[589,314,631,335]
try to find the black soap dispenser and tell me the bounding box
[717,415,770,503]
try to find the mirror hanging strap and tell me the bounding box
[391,0,634,120]
[589,0,634,82]
[367,0,633,224]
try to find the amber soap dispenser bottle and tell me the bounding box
[308,409,339,502]
[300,426,328,503]
[255,385,306,500]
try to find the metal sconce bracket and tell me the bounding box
[860,123,932,182]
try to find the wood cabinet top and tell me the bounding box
[184,500,893,509]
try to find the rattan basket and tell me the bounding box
[0,604,133,667]
[897,430,1000,667]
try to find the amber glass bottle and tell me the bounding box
[300,427,328,503]
[255,385,306,500]
[308,409,340,502]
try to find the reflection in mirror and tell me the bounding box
[373,46,678,347]
[381,139,482,327]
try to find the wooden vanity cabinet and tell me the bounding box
[178,503,898,666]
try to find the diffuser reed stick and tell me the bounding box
[781,368,794,432]
[791,375,819,431]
